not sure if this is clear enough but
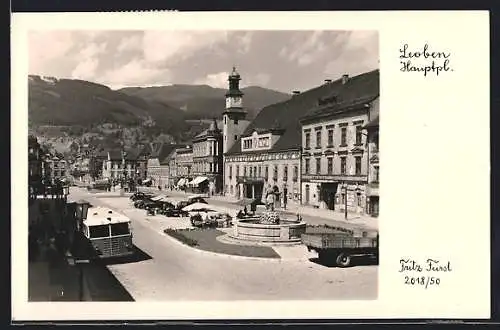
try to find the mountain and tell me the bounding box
[28,75,190,152]
[118,84,291,120]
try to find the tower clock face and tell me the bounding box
[226,96,242,108]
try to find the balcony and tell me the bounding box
[236,175,266,184]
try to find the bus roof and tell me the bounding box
[84,206,131,226]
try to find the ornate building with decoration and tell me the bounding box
[191,119,224,195]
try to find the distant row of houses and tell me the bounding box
[69,66,380,217]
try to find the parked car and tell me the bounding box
[130,192,152,201]
[161,207,189,217]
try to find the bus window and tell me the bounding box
[89,225,110,238]
[110,223,130,236]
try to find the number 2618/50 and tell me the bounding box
[404,276,440,286]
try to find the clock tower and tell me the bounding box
[223,66,249,154]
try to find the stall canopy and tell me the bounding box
[177,178,186,186]
[189,176,209,186]
[142,178,152,184]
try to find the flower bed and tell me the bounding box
[164,228,199,247]
[163,228,280,258]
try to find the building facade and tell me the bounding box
[224,70,350,207]
[170,145,193,188]
[224,132,301,204]
[299,70,379,216]
[365,114,379,217]
[146,143,179,189]
[101,149,138,181]
[191,119,224,195]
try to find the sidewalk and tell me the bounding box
[136,186,378,230]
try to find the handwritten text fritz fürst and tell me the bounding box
[399,258,452,289]
[400,43,453,77]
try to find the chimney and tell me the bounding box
[342,74,349,84]
[292,90,301,96]
[324,79,332,84]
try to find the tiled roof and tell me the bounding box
[225,69,379,155]
[301,69,379,121]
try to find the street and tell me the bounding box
[70,187,378,301]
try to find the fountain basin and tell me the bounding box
[230,217,306,244]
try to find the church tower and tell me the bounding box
[222,66,249,154]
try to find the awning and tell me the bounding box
[177,178,186,186]
[189,176,209,186]
[142,178,152,183]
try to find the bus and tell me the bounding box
[82,206,134,258]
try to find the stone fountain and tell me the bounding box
[229,211,306,244]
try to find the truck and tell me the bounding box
[301,229,379,267]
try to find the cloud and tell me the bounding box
[245,73,270,87]
[100,58,170,89]
[142,31,229,63]
[236,31,253,54]
[117,35,142,52]
[324,31,379,78]
[194,71,229,88]
[71,57,99,80]
[29,31,76,74]
[279,31,328,67]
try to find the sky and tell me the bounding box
[29,30,379,93]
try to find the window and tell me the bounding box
[315,157,321,174]
[224,116,227,124]
[229,165,233,178]
[258,137,270,147]
[234,135,238,141]
[111,223,130,236]
[355,126,363,145]
[272,166,278,180]
[243,166,247,176]
[316,130,322,148]
[236,165,240,176]
[234,119,239,125]
[341,127,347,146]
[327,157,333,174]
[89,225,110,238]
[243,139,252,149]
[249,167,253,177]
[327,129,334,146]
[373,166,379,182]
[305,158,310,174]
[258,166,262,177]
[265,166,269,180]
[254,166,257,177]
[340,157,347,174]
[283,166,288,181]
[305,132,311,149]
[293,165,298,181]
[355,156,362,175]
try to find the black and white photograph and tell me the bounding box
[27,29,379,302]
[13,11,490,321]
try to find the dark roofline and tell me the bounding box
[300,95,379,123]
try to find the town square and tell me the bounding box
[27,30,379,301]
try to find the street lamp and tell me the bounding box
[343,183,348,220]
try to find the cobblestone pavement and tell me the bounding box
[71,188,378,301]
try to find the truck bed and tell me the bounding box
[301,233,378,250]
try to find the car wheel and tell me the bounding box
[336,253,352,268]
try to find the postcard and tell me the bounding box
[11,11,490,320]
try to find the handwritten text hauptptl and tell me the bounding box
[399,43,453,77]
